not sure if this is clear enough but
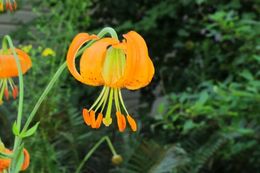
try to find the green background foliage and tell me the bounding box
[0,0,259,172]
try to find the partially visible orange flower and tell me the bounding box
[0,0,17,12]
[0,148,30,172]
[0,48,32,104]
[67,31,154,132]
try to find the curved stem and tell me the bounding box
[78,27,119,54]
[75,136,117,173]
[22,62,67,132]
[4,35,24,131]
[4,35,24,173]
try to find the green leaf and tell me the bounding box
[12,121,20,136]
[239,70,254,81]
[20,122,40,138]
[195,0,206,5]
[182,120,196,134]
[197,91,209,106]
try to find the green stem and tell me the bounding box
[75,136,117,173]
[21,62,67,132]
[78,27,118,54]
[4,35,25,172]
[4,35,24,131]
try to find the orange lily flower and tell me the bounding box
[0,148,30,172]
[0,0,17,12]
[67,31,154,132]
[0,48,32,104]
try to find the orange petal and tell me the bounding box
[82,109,91,126]
[122,31,155,90]
[21,149,30,171]
[0,49,32,78]
[95,113,103,128]
[66,33,97,83]
[15,48,32,74]
[0,149,11,170]
[80,38,119,86]
[126,115,137,132]
[116,112,126,132]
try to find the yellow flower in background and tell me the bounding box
[42,48,56,57]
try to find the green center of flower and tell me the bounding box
[102,47,126,87]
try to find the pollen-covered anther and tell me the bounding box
[12,85,18,99]
[82,108,91,126]
[82,109,103,129]
[103,117,112,127]
[126,115,137,132]
[116,111,126,132]
[4,88,9,100]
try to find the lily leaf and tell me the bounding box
[20,122,40,138]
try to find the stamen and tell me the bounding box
[118,89,129,115]
[116,111,126,132]
[114,88,121,112]
[95,113,103,128]
[4,79,9,100]
[82,109,91,126]
[12,85,18,99]
[126,115,137,132]
[0,79,6,104]
[100,87,110,113]
[89,86,106,111]
[4,88,9,100]
[94,87,109,112]
[103,88,114,126]
[8,78,18,99]
[13,0,16,9]
[90,110,96,128]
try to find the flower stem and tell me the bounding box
[21,62,67,132]
[78,27,119,54]
[75,136,117,173]
[4,35,25,173]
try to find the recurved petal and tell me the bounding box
[80,38,119,86]
[16,48,32,74]
[21,149,30,171]
[0,149,11,169]
[66,33,98,83]
[122,31,155,90]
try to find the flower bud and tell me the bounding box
[111,154,123,165]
